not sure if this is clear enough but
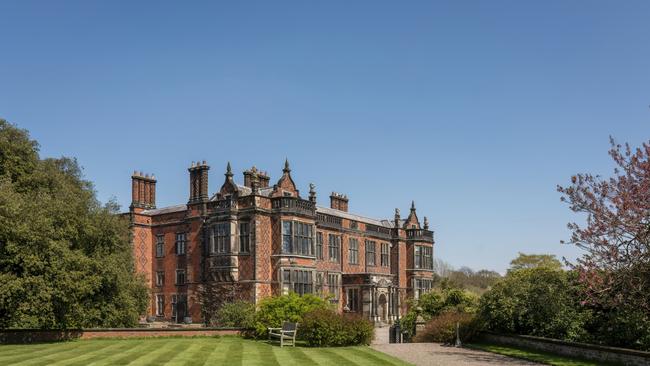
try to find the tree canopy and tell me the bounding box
[558,138,650,313]
[479,267,590,341]
[0,119,147,329]
[509,252,563,272]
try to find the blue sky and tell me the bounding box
[1,1,649,273]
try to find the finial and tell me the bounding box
[202,160,206,165]
[283,158,291,173]
[395,208,400,217]
[411,200,416,211]
[226,162,233,177]
[309,183,316,202]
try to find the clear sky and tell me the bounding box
[1,1,649,273]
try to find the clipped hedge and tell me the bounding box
[300,309,374,346]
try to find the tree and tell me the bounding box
[0,119,148,328]
[479,267,590,341]
[433,258,454,277]
[558,138,650,313]
[509,253,563,272]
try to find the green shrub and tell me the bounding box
[478,267,591,341]
[253,293,330,338]
[300,308,374,346]
[216,300,256,328]
[401,288,479,337]
[413,312,480,344]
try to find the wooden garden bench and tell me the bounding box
[268,322,298,347]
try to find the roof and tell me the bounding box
[210,185,274,201]
[316,206,392,228]
[141,204,187,215]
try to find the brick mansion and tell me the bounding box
[127,160,435,324]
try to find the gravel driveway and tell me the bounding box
[371,343,540,366]
[371,328,538,366]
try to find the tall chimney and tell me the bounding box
[244,166,270,189]
[131,171,156,209]
[330,192,349,212]
[188,161,210,203]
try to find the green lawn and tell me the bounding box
[0,336,411,366]
[468,342,623,366]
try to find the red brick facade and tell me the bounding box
[127,161,435,324]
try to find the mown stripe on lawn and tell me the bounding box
[0,343,65,357]
[349,346,407,366]
[181,340,220,366]
[247,340,280,366]
[64,341,140,366]
[308,348,360,366]
[224,337,244,366]
[154,341,202,366]
[132,339,189,365]
[201,337,229,366]
[0,341,91,364]
[87,339,163,366]
[281,346,319,365]
[4,340,114,366]
[48,341,126,366]
[124,339,184,366]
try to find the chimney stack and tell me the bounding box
[330,192,349,212]
[244,166,270,188]
[188,161,210,203]
[131,171,157,209]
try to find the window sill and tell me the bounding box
[272,254,316,259]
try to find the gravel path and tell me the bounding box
[371,328,538,366]
[371,343,540,366]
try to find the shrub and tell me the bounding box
[413,312,480,344]
[478,267,591,341]
[253,293,330,338]
[215,300,256,329]
[300,309,374,346]
[401,288,479,337]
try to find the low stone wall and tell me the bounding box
[478,332,650,366]
[0,328,243,344]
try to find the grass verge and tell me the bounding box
[467,342,623,366]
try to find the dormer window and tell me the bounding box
[283,191,292,197]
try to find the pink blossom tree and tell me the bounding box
[558,137,650,312]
